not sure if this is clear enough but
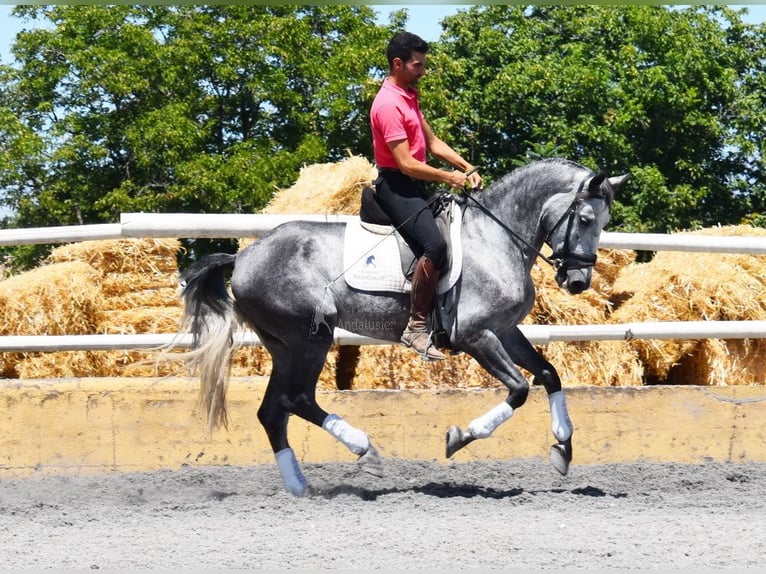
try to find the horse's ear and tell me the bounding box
[586,173,606,193]
[607,173,630,194]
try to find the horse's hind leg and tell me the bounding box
[257,362,308,497]
[257,330,382,496]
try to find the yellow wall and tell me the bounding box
[1,377,764,477]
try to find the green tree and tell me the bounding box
[3,5,766,271]
[0,5,391,266]
[424,5,766,233]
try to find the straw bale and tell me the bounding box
[262,154,376,216]
[0,237,185,379]
[0,261,104,336]
[11,350,117,379]
[611,226,766,322]
[608,225,766,381]
[99,306,182,334]
[540,340,644,387]
[591,248,636,294]
[607,262,698,379]
[49,238,180,275]
[664,338,766,386]
[12,347,192,379]
[100,272,179,298]
[239,155,376,252]
[104,287,180,311]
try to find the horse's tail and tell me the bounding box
[178,252,238,432]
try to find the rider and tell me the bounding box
[370,31,483,361]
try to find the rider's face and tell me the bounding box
[393,51,427,88]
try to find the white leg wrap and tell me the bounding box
[467,401,513,439]
[322,414,370,455]
[274,448,308,497]
[549,390,573,442]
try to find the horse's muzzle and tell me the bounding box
[554,254,595,294]
[558,267,590,294]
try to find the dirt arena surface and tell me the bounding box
[0,458,764,570]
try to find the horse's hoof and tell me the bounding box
[549,438,572,476]
[284,479,309,497]
[446,425,474,458]
[358,444,384,478]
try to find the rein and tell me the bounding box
[461,189,558,269]
[461,181,593,272]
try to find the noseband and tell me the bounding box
[545,185,598,274]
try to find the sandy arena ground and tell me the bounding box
[0,457,764,569]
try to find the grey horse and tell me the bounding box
[177,158,629,496]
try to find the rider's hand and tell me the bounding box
[465,167,483,191]
[445,170,468,190]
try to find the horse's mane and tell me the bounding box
[481,159,613,205]
[496,158,592,185]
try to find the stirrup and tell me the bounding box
[401,329,445,361]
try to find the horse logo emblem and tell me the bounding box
[365,255,376,268]
[310,305,333,336]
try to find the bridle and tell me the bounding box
[544,180,599,274]
[462,175,601,274]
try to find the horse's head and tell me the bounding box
[546,171,629,294]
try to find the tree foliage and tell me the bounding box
[0,4,391,265]
[424,5,766,232]
[1,5,765,269]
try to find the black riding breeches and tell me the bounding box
[374,169,447,270]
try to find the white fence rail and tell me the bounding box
[0,212,764,253]
[1,213,765,352]
[0,321,765,352]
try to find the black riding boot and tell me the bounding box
[401,256,445,361]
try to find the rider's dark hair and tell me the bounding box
[386,32,428,69]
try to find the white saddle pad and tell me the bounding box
[342,204,463,294]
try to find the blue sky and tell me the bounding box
[1,4,765,63]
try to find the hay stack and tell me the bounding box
[609,225,766,384]
[0,238,185,378]
[0,261,106,378]
[262,154,377,215]
[50,238,183,335]
[0,261,104,336]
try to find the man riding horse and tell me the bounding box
[370,31,483,361]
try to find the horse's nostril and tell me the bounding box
[568,280,587,294]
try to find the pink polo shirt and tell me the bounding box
[370,78,427,169]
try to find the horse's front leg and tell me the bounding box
[447,326,573,475]
[500,326,573,475]
[446,327,528,457]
